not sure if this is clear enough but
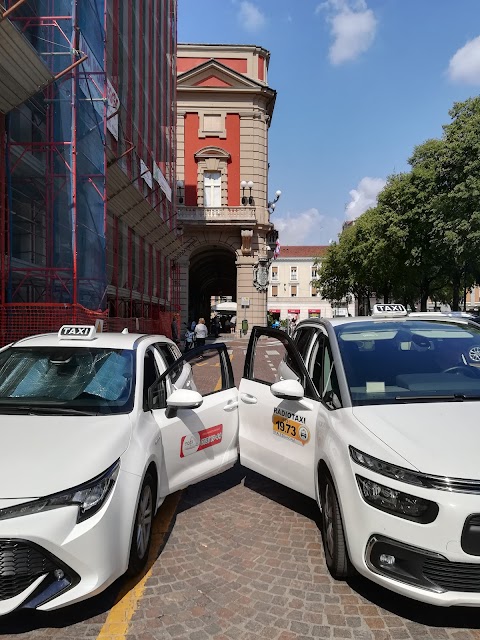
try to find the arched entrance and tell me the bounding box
[188,246,237,326]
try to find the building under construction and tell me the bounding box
[0,0,182,344]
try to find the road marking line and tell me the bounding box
[97,492,181,639]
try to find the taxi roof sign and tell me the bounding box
[58,325,96,340]
[372,303,408,317]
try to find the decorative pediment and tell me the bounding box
[177,59,262,91]
[194,75,232,88]
[195,147,231,161]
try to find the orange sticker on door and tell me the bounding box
[272,409,310,446]
[180,424,223,457]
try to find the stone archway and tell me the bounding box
[188,245,237,327]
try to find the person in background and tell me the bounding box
[212,315,220,338]
[171,314,180,346]
[190,319,197,332]
[194,317,208,347]
[230,314,237,334]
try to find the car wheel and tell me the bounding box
[127,473,155,576]
[320,475,353,579]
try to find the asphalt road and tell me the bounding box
[1,336,480,639]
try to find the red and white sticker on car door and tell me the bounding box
[180,424,223,458]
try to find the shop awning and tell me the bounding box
[0,6,55,113]
[212,301,237,312]
[269,309,280,314]
[287,309,300,314]
[308,309,321,313]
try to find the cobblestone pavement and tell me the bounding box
[2,337,480,639]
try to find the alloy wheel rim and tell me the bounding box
[136,485,153,559]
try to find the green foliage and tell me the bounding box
[315,96,480,312]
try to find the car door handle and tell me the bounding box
[240,393,257,405]
[223,400,238,411]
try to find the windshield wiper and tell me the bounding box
[395,394,480,403]
[0,404,98,416]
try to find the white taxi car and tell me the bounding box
[248,304,480,607]
[0,325,239,614]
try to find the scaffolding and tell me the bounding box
[0,0,180,344]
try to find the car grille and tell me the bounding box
[423,556,480,592]
[0,540,56,601]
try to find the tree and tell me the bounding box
[436,97,480,309]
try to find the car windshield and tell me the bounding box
[0,347,135,415]
[335,320,480,406]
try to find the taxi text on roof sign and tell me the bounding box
[372,303,407,317]
[58,325,96,340]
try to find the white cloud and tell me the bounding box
[237,1,266,32]
[274,208,342,246]
[317,0,377,65]
[345,176,386,221]
[447,36,480,85]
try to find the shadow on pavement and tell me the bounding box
[177,462,320,525]
[347,573,480,629]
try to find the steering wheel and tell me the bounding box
[442,365,480,378]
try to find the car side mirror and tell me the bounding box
[270,379,304,401]
[165,389,203,419]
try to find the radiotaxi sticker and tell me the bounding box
[272,407,310,446]
[180,424,223,458]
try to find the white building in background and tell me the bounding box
[267,246,352,321]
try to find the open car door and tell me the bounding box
[149,343,238,495]
[238,327,322,500]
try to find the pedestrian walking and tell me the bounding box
[183,323,195,351]
[194,317,208,348]
[230,314,237,334]
[171,313,180,346]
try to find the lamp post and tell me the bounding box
[268,189,282,213]
[176,180,184,204]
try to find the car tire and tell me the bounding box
[320,475,353,579]
[127,473,155,577]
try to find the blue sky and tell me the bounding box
[178,0,480,246]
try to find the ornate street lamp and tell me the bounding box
[241,180,254,205]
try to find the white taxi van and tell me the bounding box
[260,304,480,607]
[3,307,480,612]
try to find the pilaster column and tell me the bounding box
[178,256,190,330]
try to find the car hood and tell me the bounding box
[0,414,132,498]
[352,403,480,479]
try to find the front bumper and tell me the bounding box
[0,469,140,615]
[339,465,480,606]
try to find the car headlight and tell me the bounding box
[356,475,438,523]
[0,460,120,523]
[349,446,431,488]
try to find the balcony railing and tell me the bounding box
[177,206,256,223]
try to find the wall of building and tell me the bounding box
[268,248,344,321]
[0,0,180,344]
[176,43,277,331]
